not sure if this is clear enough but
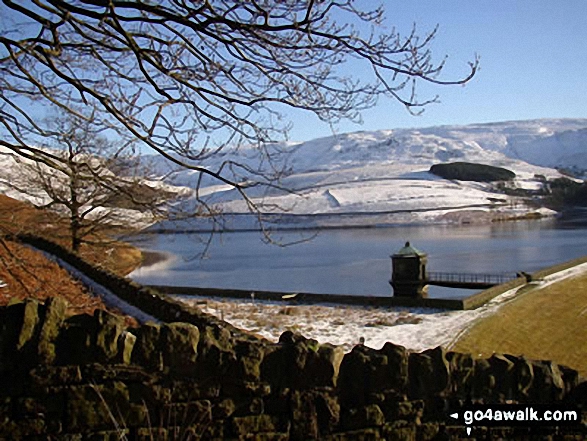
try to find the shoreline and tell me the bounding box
[141,208,559,235]
[170,261,587,353]
[138,250,173,269]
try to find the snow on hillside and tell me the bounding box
[151,118,587,230]
[0,147,191,229]
[2,119,585,230]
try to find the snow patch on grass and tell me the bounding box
[174,263,587,353]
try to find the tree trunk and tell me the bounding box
[70,215,81,253]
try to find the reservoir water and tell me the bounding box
[130,211,587,299]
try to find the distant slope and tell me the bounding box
[417,119,587,174]
[3,119,586,231]
[150,118,586,230]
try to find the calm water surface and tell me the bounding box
[130,213,587,299]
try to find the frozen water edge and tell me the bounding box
[23,244,587,354]
[176,262,587,353]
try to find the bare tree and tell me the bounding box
[0,0,478,220]
[0,112,179,251]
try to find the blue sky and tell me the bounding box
[2,2,586,147]
[287,0,587,141]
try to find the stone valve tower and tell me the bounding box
[390,241,428,298]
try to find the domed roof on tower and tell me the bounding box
[393,241,427,257]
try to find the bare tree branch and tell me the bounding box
[1,111,184,251]
[0,0,478,230]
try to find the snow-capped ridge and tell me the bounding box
[185,118,585,228]
[2,118,586,230]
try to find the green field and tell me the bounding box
[451,270,587,376]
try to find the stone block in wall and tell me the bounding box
[85,429,131,441]
[566,380,587,406]
[135,427,169,441]
[131,323,164,371]
[28,365,83,390]
[159,400,212,431]
[527,360,566,402]
[39,312,102,368]
[213,398,236,419]
[161,322,200,376]
[337,345,375,408]
[0,297,66,370]
[263,387,290,418]
[0,300,42,371]
[200,419,226,440]
[37,296,68,365]
[220,381,271,418]
[128,382,171,412]
[416,422,440,441]
[471,358,494,401]
[315,390,341,436]
[381,420,416,441]
[289,390,319,439]
[487,353,515,401]
[229,339,266,383]
[338,343,409,409]
[2,385,66,432]
[408,346,450,400]
[446,351,475,398]
[340,404,385,432]
[0,417,46,439]
[56,314,97,366]
[80,363,157,385]
[261,332,345,393]
[124,402,151,428]
[559,364,581,396]
[328,427,383,440]
[511,356,534,401]
[308,343,345,389]
[167,378,220,402]
[379,342,409,394]
[14,300,41,353]
[116,331,136,365]
[94,309,126,364]
[261,334,306,391]
[195,325,236,381]
[230,414,280,438]
[383,399,424,424]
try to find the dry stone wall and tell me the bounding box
[1,297,586,440]
[0,235,585,440]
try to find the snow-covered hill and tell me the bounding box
[2,118,585,230]
[0,147,191,229]
[152,118,587,230]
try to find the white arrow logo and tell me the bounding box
[449,413,472,436]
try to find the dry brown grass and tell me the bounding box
[0,238,138,326]
[451,271,587,376]
[0,195,140,326]
[0,194,142,275]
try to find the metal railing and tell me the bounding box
[426,271,517,286]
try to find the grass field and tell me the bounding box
[451,270,587,376]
